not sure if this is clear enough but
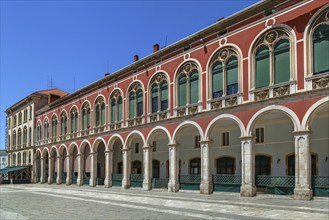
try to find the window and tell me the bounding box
[36,123,42,141]
[81,102,91,130]
[29,106,32,120]
[217,157,235,174]
[132,161,142,174]
[29,127,32,146]
[52,115,58,138]
[13,131,16,147]
[152,141,156,152]
[18,128,22,147]
[8,135,10,149]
[109,90,123,123]
[150,73,168,113]
[189,158,201,175]
[23,109,27,122]
[28,151,31,164]
[194,135,200,148]
[311,11,329,75]
[210,48,239,98]
[14,115,17,127]
[135,143,139,154]
[176,62,199,106]
[8,118,11,129]
[60,112,67,135]
[253,30,291,89]
[152,160,160,178]
[23,126,27,147]
[94,97,105,127]
[44,119,49,140]
[70,107,78,133]
[128,82,143,119]
[221,132,229,146]
[18,112,22,125]
[255,127,264,143]
[255,155,271,176]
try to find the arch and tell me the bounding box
[36,148,42,157]
[302,96,329,130]
[41,147,50,158]
[107,134,125,151]
[43,116,50,124]
[173,58,203,83]
[58,144,68,156]
[171,120,205,144]
[68,142,79,155]
[146,70,171,93]
[81,100,92,110]
[145,126,171,145]
[59,109,68,117]
[79,139,92,154]
[92,137,107,153]
[248,24,297,90]
[50,145,59,156]
[69,105,79,115]
[125,80,145,100]
[93,94,106,108]
[205,114,246,138]
[109,88,124,102]
[51,113,58,120]
[36,119,42,125]
[124,130,146,148]
[246,105,301,136]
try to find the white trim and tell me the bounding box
[145,126,171,145]
[68,142,79,155]
[171,120,205,144]
[91,137,107,153]
[301,96,329,130]
[205,114,246,138]
[107,134,125,151]
[79,139,92,154]
[124,130,146,148]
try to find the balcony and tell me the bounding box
[128,116,144,127]
[208,93,242,110]
[148,110,169,123]
[174,102,202,117]
[109,122,122,131]
[94,125,105,134]
[305,72,329,91]
[250,81,296,102]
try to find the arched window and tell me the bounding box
[29,106,32,120]
[217,157,235,174]
[23,109,28,122]
[70,107,78,133]
[176,62,199,107]
[109,90,123,125]
[52,115,58,138]
[81,102,91,130]
[210,48,239,98]
[23,126,27,147]
[44,119,49,140]
[190,158,201,175]
[29,127,32,146]
[8,135,10,149]
[18,128,22,147]
[309,9,329,75]
[13,154,16,165]
[18,153,21,165]
[36,122,41,141]
[13,130,17,148]
[60,112,67,136]
[28,151,31,164]
[128,82,143,119]
[94,97,105,127]
[253,29,291,89]
[149,73,168,113]
[14,115,17,127]
[18,112,22,125]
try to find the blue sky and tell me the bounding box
[0,0,259,150]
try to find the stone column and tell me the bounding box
[104,149,113,188]
[122,147,131,189]
[142,144,152,190]
[168,143,179,192]
[77,153,84,186]
[89,152,97,187]
[40,157,46,183]
[200,139,213,194]
[31,155,37,183]
[48,156,54,184]
[294,131,313,200]
[56,156,62,184]
[240,136,256,197]
[66,155,72,185]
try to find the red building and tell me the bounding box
[6,0,329,200]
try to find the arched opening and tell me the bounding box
[251,110,295,195]
[94,140,106,186]
[174,124,202,191]
[126,133,144,188]
[147,128,170,189]
[60,146,68,184]
[207,117,243,193]
[80,143,91,185]
[43,150,49,183]
[70,145,78,185]
[50,148,58,184]
[308,103,329,197]
[111,137,124,186]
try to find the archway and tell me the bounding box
[109,136,124,187]
[59,145,68,184]
[49,147,58,184]
[92,139,106,186]
[80,142,91,185]
[42,149,49,184]
[69,144,78,185]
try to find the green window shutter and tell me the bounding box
[255,45,270,88]
[82,110,86,130]
[75,113,78,132]
[190,70,199,104]
[95,105,100,127]
[274,39,290,84]
[118,97,123,121]
[87,108,90,128]
[178,75,187,106]
[160,81,168,111]
[137,89,143,116]
[129,92,135,118]
[111,99,116,123]
[151,83,158,113]
[313,24,329,74]
[212,61,223,98]
[226,57,238,95]
[71,113,74,133]
[101,103,105,125]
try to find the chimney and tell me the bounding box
[134,55,139,62]
[153,44,159,52]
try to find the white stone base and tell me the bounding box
[89,178,96,187]
[168,182,179,192]
[143,181,151,191]
[77,178,83,186]
[240,185,256,197]
[104,179,112,188]
[122,180,130,189]
[294,188,313,200]
[200,181,213,194]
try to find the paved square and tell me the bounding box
[1,184,328,219]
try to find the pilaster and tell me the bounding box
[104,150,113,188]
[142,145,152,191]
[89,152,97,187]
[200,139,213,194]
[240,136,256,197]
[122,147,131,189]
[168,143,179,192]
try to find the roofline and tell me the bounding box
[49,0,286,108]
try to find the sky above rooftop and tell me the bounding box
[0,0,259,150]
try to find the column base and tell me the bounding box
[66,178,72,185]
[122,179,130,189]
[143,181,151,191]
[48,177,54,184]
[89,178,96,187]
[240,185,256,197]
[168,181,179,192]
[294,188,313,200]
[200,181,213,194]
[104,179,112,188]
[56,176,62,185]
[77,178,84,186]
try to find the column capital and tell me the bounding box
[293,130,311,136]
[104,149,113,153]
[56,156,61,159]
[142,145,152,150]
[121,148,131,152]
[199,138,212,145]
[89,152,97,155]
[240,136,254,141]
[168,143,178,148]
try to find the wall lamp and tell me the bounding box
[325,157,328,162]
[277,159,281,164]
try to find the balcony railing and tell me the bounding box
[109,122,122,131]
[149,110,169,123]
[128,116,144,127]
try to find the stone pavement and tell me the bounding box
[0,184,328,219]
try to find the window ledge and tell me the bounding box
[250,81,296,101]
[128,116,144,127]
[148,110,169,122]
[305,72,329,90]
[109,122,122,131]
[174,102,202,117]
[207,93,242,110]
